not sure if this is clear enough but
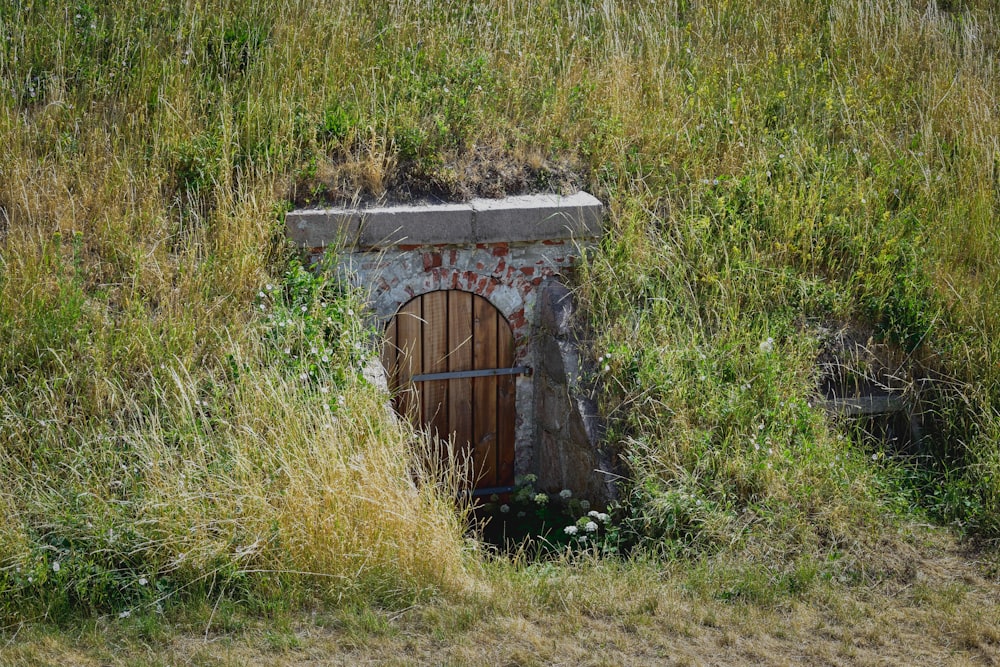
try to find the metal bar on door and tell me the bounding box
[411,366,531,383]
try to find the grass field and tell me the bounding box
[1,0,1000,661]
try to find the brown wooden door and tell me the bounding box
[382,291,516,494]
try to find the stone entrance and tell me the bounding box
[287,192,616,502]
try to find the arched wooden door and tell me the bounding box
[382,291,518,495]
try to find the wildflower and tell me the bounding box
[603,364,611,373]
[258,291,265,299]
[266,284,274,291]
[585,521,598,532]
[597,513,610,523]
[564,525,578,535]
[52,562,60,573]
[759,337,775,353]
[559,489,572,500]
[138,577,148,586]
[321,354,329,362]
[259,303,265,310]
[588,510,600,518]
[119,610,130,619]
[533,493,548,505]
[500,504,510,513]
[300,305,307,312]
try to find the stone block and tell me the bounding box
[286,209,361,248]
[471,192,604,243]
[358,203,474,248]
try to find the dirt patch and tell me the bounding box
[291,142,585,209]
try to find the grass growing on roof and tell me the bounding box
[1,0,999,622]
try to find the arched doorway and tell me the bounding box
[382,290,519,495]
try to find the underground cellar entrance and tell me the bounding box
[381,289,520,497]
[286,191,618,517]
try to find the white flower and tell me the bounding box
[759,337,775,353]
[119,610,130,619]
[588,510,600,518]
[258,291,265,298]
[300,305,307,312]
[584,521,598,532]
[52,562,60,573]
[533,493,548,504]
[559,489,572,500]
[564,525,578,535]
[138,577,148,586]
[266,284,274,291]
[603,364,611,373]
[499,504,510,513]
[597,513,610,523]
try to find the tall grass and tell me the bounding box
[1,0,999,617]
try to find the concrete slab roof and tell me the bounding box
[286,191,604,249]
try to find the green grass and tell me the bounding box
[1,0,999,624]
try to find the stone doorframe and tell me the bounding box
[287,192,614,501]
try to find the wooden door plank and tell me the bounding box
[447,291,474,482]
[496,308,516,488]
[395,296,423,423]
[472,294,498,489]
[421,291,449,443]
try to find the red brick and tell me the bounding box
[397,244,421,251]
[423,252,442,271]
[492,243,509,257]
[520,266,535,276]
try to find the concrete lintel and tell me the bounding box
[358,203,473,248]
[285,209,361,248]
[471,192,604,244]
[286,191,604,249]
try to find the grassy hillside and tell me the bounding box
[1,0,999,623]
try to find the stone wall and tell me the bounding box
[534,279,617,504]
